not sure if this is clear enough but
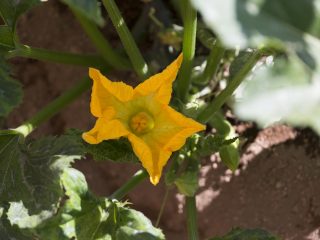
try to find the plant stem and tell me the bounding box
[156,188,170,227]
[197,51,260,123]
[176,0,197,102]
[102,0,150,79]
[72,10,131,70]
[15,77,91,137]
[110,169,148,200]
[7,45,105,68]
[197,41,225,85]
[186,196,198,240]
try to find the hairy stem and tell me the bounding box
[72,10,131,70]
[15,77,91,137]
[102,0,150,79]
[186,196,198,240]
[197,51,260,123]
[7,45,105,68]
[176,0,197,102]
[110,169,148,200]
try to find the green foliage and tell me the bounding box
[210,228,280,240]
[173,157,199,197]
[0,58,23,117]
[68,129,139,163]
[61,0,105,27]
[209,113,240,171]
[192,0,320,70]
[0,0,40,52]
[35,169,164,240]
[0,132,163,239]
[235,56,320,134]
[0,0,40,29]
[197,23,216,49]
[0,131,82,230]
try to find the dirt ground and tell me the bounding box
[4,1,320,239]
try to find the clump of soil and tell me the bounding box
[5,1,320,239]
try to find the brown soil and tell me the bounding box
[4,1,320,239]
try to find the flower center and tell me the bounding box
[129,111,155,135]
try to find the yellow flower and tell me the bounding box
[83,54,205,185]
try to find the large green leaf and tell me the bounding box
[61,0,105,26]
[234,56,320,134]
[192,0,320,70]
[0,131,83,231]
[0,58,23,117]
[36,168,164,240]
[210,228,280,240]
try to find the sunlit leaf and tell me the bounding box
[192,0,320,70]
[37,168,164,240]
[234,56,320,134]
[0,132,83,230]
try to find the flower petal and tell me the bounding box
[82,118,129,144]
[89,68,134,117]
[134,54,183,104]
[127,134,157,182]
[144,140,172,185]
[163,106,206,151]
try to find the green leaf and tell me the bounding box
[67,129,139,163]
[61,0,105,27]
[0,209,30,240]
[234,56,320,134]
[191,0,320,70]
[174,167,199,197]
[197,23,216,49]
[37,168,164,240]
[0,58,23,117]
[219,145,240,172]
[35,168,109,240]
[197,134,238,158]
[116,208,165,240]
[0,0,40,29]
[210,228,280,240]
[209,113,240,171]
[0,132,83,229]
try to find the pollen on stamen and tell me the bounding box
[129,111,154,135]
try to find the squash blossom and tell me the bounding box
[83,54,205,185]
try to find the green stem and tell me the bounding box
[7,45,104,68]
[15,77,91,137]
[110,169,148,200]
[176,0,197,102]
[156,188,170,227]
[72,10,131,70]
[102,0,150,79]
[197,41,225,84]
[186,196,198,240]
[197,51,260,123]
